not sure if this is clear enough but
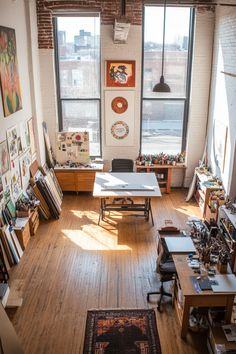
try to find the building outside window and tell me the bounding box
[141,6,194,155]
[54,14,101,156]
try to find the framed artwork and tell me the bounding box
[2,171,12,202]
[6,125,18,161]
[0,26,22,117]
[56,131,90,164]
[105,90,135,146]
[19,121,30,153]
[106,60,135,87]
[19,149,31,191]
[0,140,10,174]
[10,158,22,201]
[28,118,36,157]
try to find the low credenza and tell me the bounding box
[54,164,104,192]
[136,164,186,193]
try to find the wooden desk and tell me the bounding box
[54,164,104,192]
[93,172,161,225]
[136,164,186,193]
[173,255,235,338]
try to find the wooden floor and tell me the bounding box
[9,190,208,354]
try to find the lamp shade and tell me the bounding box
[153,75,171,93]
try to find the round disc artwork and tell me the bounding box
[111,121,129,140]
[111,96,128,114]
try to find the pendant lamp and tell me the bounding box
[153,0,170,93]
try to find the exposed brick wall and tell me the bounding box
[36,0,142,49]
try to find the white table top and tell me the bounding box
[93,172,162,198]
[165,237,196,254]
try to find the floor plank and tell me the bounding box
[9,190,207,354]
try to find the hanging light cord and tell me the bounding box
[161,0,167,77]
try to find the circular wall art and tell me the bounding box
[111,121,129,140]
[111,96,128,114]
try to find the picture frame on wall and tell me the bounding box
[6,125,18,161]
[105,90,135,146]
[106,60,136,88]
[28,118,36,157]
[0,140,10,174]
[0,26,22,117]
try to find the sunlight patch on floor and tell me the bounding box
[175,205,201,218]
[62,225,131,251]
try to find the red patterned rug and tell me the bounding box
[83,309,162,354]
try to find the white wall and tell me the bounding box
[207,6,236,196]
[0,0,44,164]
[40,9,215,185]
[184,9,215,187]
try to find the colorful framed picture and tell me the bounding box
[0,26,22,117]
[19,149,31,191]
[6,125,18,161]
[105,90,135,147]
[0,140,10,174]
[106,60,135,87]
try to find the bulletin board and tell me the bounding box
[56,131,90,164]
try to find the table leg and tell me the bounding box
[181,297,191,338]
[149,199,154,226]
[225,295,235,323]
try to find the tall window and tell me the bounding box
[141,6,194,154]
[54,14,101,156]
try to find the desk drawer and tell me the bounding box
[76,171,96,192]
[55,172,76,191]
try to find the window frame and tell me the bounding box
[53,14,102,157]
[140,5,195,154]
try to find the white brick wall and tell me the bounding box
[207,6,236,196]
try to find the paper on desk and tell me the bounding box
[101,183,154,191]
[222,324,236,342]
[14,217,28,229]
[211,274,236,293]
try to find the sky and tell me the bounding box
[144,7,190,43]
[57,6,190,44]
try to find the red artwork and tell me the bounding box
[111,96,128,114]
[106,60,135,87]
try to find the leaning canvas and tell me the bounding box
[56,131,90,164]
[0,26,22,117]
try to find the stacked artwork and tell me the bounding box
[56,131,90,164]
[0,118,36,203]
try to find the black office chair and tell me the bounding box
[147,236,176,311]
[111,159,134,173]
[111,159,134,205]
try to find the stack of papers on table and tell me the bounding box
[101,183,154,191]
[222,324,236,342]
[211,274,236,293]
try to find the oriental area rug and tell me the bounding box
[83,308,162,354]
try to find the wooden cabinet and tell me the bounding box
[14,221,30,250]
[54,164,104,192]
[194,169,224,218]
[29,208,39,236]
[136,164,185,193]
